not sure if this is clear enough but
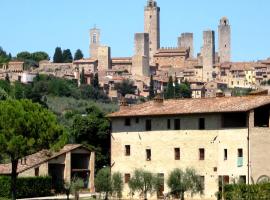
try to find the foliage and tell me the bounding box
[128,169,163,200]
[231,87,252,96]
[70,177,84,200]
[95,167,112,200]
[63,49,73,63]
[111,172,124,199]
[74,49,84,60]
[16,51,32,60]
[53,47,63,63]
[71,105,110,170]
[165,76,174,99]
[222,183,270,200]
[174,77,181,98]
[0,47,11,65]
[0,99,66,200]
[80,68,85,85]
[115,79,136,97]
[0,176,52,198]
[149,75,155,99]
[93,73,99,89]
[167,168,203,200]
[179,81,191,98]
[16,51,49,63]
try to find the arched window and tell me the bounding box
[92,33,97,43]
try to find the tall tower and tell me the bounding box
[178,32,194,58]
[144,0,160,65]
[218,17,231,63]
[202,30,215,82]
[89,26,100,59]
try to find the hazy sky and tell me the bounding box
[1,0,270,61]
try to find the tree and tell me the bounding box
[115,79,135,97]
[31,51,49,62]
[149,75,155,99]
[95,167,112,200]
[16,51,32,60]
[111,172,124,199]
[74,49,84,60]
[0,47,11,65]
[63,49,73,63]
[80,68,85,85]
[0,99,66,200]
[53,47,63,63]
[174,77,181,98]
[165,76,174,99]
[93,73,99,89]
[70,177,84,200]
[179,81,191,98]
[128,169,162,200]
[167,168,203,200]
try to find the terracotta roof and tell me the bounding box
[108,96,270,118]
[73,59,97,64]
[0,144,86,175]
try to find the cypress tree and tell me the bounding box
[165,76,175,99]
[149,75,155,99]
[74,49,84,60]
[80,68,85,85]
[93,73,99,89]
[62,49,73,63]
[53,47,63,63]
[174,77,180,98]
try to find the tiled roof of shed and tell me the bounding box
[108,96,270,118]
[0,144,85,175]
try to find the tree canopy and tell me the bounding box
[74,49,84,60]
[115,79,136,97]
[63,49,73,63]
[149,75,155,99]
[53,47,63,63]
[0,99,66,200]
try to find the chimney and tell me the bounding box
[119,97,129,111]
[153,93,164,106]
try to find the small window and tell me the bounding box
[224,149,228,160]
[237,149,243,167]
[199,148,205,160]
[146,119,152,131]
[124,174,130,183]
[238,149,243,157]
[174,148,180,160]
[35,167,39,177]
[125,118,131,126]
[125,145,130,156]
[146,149,151,161]
[239,175,246,184]
[135,118,139,124]
[167,119,171,129]
[199,118,205,130]
[174,119,180,130]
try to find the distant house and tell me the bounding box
[0,144,95,192]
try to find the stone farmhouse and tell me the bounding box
[108,95,270,200]
[0,144,95,192]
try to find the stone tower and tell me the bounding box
[178,32,194,58]
[144,0,160,65]
[218,17,231,63]
[132,33,150,77]
[202,30,215,82]
[89,26,100,59]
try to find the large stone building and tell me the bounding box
[109,95,270,200]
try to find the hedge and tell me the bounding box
[223,183,270,200]
[0,176,52,198]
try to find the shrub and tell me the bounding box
[0,176,52,198]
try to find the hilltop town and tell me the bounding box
[1,0,270,101]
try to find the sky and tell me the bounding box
[1,0,270,62]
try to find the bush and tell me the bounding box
[0,176,52,198]
[223,183,270,200]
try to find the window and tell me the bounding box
[125,118,131,126]
[35,167,39,177]
[125,145,130,156]
[174,119,180,130]
[124,174,130,183]
[146,149,151,161]
[237,148,243,167]
[199,118,205,130]
[224,149,228,160]
[239,176,246,184]
[167,119,171,129]
[174,148,180,160]
[135,118,139,124]
[93,33,97,43]
[199,148,205,160]
[146,119,152,131]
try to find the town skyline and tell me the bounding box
[1,0,270,61]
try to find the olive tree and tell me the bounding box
[128,169,163,200]
[111,172,124,199]
[0,99,66,200]
[167,168,203,200]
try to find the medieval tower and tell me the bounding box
[202,30,215,82]
[218,17,231,63]
[178,32,194,58]
[89,26,100,59]
[144,0,160,65]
